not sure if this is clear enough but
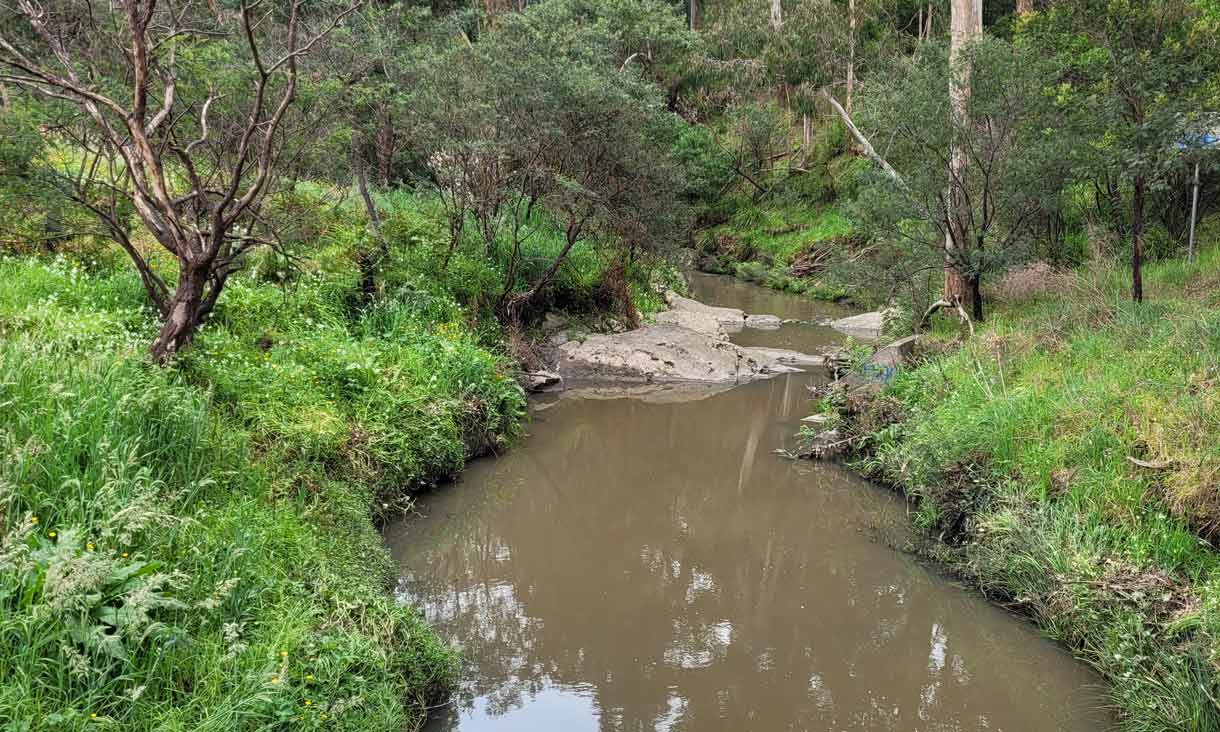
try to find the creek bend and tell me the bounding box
[384,275,1113,732]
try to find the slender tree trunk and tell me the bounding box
[847,0,856,114]
[150,262,208,363]
[1016,0,1033,15]
[375,117,395,186]
[944,0,981,315]
[802,113,811,148]
[689,0,700,31]
[1132,174,1145,303]
[770,0,783,31]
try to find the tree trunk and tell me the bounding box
[689,0,700,31]
[1132,174,1145,303]
[1016,0,1033,15]
[149,263,208,363]
[944,0,982,315]
[375,117,395,186]
[770,0,782,31]
[846,0,856,113]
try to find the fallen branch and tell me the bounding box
[819,88,907,191]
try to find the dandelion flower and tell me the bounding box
[121,552,129,558]
[48,531,57,539]
[304,699,312,706]
[90,713,97,719]
[30,516,38,524]
[86,542,95,552]
[280,650,289,658]
[305,674,314,682]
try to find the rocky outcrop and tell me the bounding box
[543,294,828,389]
[554,325,818,384]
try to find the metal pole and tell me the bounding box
[1188,160,1201,262]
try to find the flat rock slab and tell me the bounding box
[556,324,807,385]
[652,309,730,339]
[666,294,747,325]
[830,311,886,340]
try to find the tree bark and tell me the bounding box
[770,0,783,31]
[150,263,209,363]
[944,0,982,315]
[820,88,907,189]
[375,116,394,185]
[1132,174,1145,303]
[1016,0,1033,15]
[847,0,856,113]
[689,0,700,31]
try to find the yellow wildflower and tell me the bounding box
[121,552,129,558]
[305,674,314,682]
[86,542,95,552]
[279,650,289,658]
[30,516,38,524]
[48,531,57,539]
[271,675,281,684]
[304,699,312,706]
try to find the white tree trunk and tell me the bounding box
[847,0,856,113]
[770,0,783,31]
[944,0,982,309]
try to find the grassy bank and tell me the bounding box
[695,114,875,306]
[829,246,1220,731]
[0,190,560,729]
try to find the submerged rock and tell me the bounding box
[744,313,782,329]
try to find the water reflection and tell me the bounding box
[385,375,1111,732]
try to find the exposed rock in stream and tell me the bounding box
[540,292,827,392]
[829,310,887,340]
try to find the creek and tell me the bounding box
[384,274,1113,732]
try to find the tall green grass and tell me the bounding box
[0,239,525,729]
[845,249,1220,731]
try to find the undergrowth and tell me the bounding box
[0,188,549,730]
[845,247,1220,732]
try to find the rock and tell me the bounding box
[830,311,886,340]
[801,414,832,425]
[744,313,782,329]
[803,429,845,460]
[555,324,812,385]
[542,312,569,334]
[519,370,562,393]
[653,308,730,339]
[870,334,920,371]
[666,294,747,326]
[742,347,827,369]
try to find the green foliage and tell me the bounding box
[851,251,1220,731]
[0,227,527,728]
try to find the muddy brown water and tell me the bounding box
[384,277,1114,732]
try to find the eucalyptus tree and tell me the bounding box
[1023,0,1220,302]
[0,0,360,362]
[853,37,1076,322]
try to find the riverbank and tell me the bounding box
[0,222,529,727]
[822,252,1220,731]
